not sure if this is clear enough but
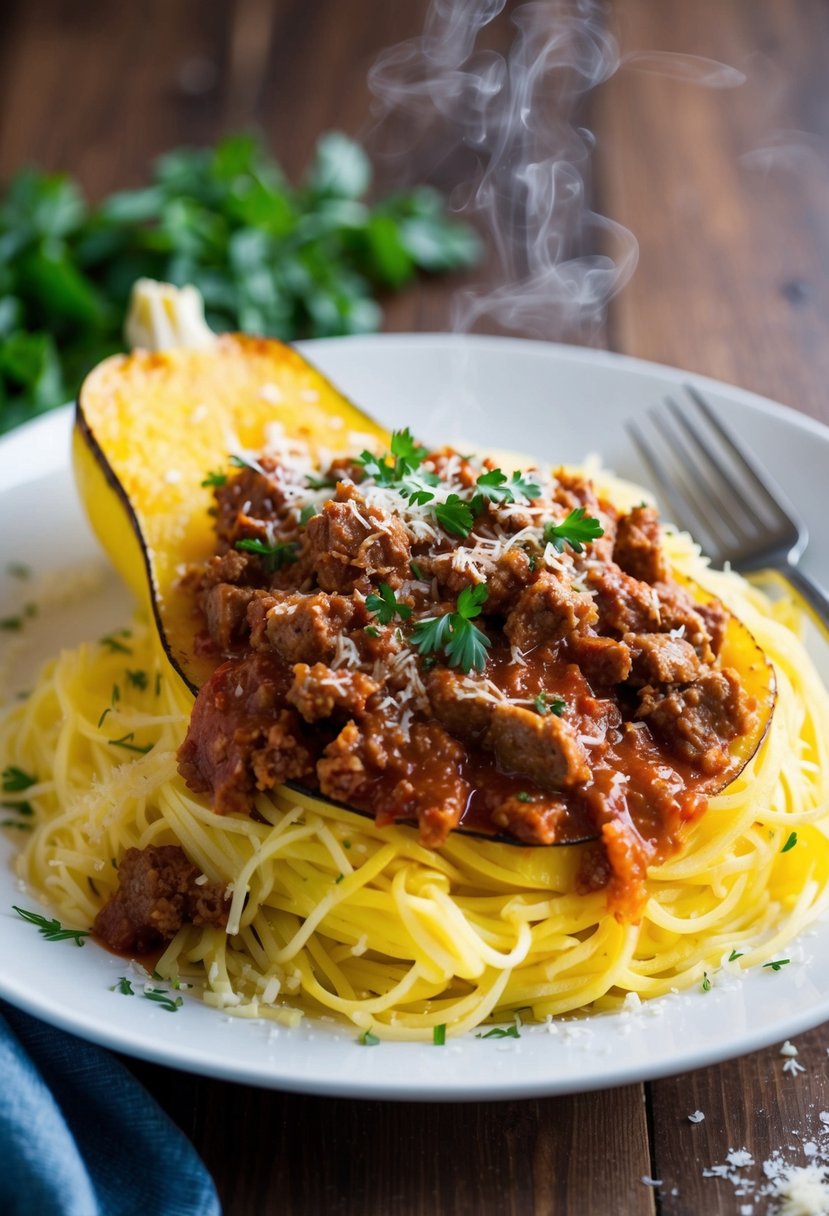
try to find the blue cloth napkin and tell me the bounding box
[0,1000,221,1216]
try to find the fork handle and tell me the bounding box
[780,561,829,629]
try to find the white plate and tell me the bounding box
[2,334,828,1102]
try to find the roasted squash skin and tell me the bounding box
[75,334,387,691]
[74,333,775,844]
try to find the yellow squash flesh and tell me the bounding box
[75,334,387,690]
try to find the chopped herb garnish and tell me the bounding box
[6,562,31,579]
[728,950,744,962]
[411,584,490,674]
[366,582,412,625]
[143,987,183,1013]
[762,959,790,972]
[391,427,428,469]
[358,1029,380,1046]
[527,553,538,573]
[0,616,23,631]
[235,537,299,571]
[335,873,345,884]
[434,493,474,538]
[701,972,712,993]
[306,473,336,491]
[533,692,565,717]
[471,467,541,513]
[543,507,605,554]
[410,561,424,581]
[343,840,352,849]
[299,504,317,526]
[433,1023,447,1046]
[476,1024,521,1040]
[229,452,268,476]
[421,656,438,671]
[201,469,228,488]
[1,819,32,831]
[2,799,32,816]
[97,707,111,728]
[13,906,90,946]
[100,632,132,655]
[111,684,121,706]
[2,766,36,793]
[108,732,153,755]
[364,625,381,638]
[516,792,533,803]
[111,976,134,995]
[126,669,148,691]
[781,832,798,853]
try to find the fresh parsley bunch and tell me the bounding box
[0,133,481,434]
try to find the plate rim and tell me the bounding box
[2,331,829,1101]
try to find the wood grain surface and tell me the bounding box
[3,2,829,1213]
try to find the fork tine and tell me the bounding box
[684,385,803,532]
[664,396,760,537]
[626,416,724,553]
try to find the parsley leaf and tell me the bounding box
[299,504,317,526]
[781,831,798,853]
[235,537,299,571]
[201,469,228,488]
[229,452,268,476]
[701,971,712,992]
[143,987,183,1013]
[13,905,90,946]
[2,766,37,793]
[111,976,134,995]
[543,507,605,554]
[410,613,453,658]
[533,692,565,717]
[434,493,474,538]
[728,950,744,962]
[366,582,412,625]
[100,632,132,654]
[472,467,541,513]
[390,427,428,469]
[108,732,153,755]
[411,584,490,674]
[762,959,790,972]
[358,1029,380,1046]
[125,669,148,691]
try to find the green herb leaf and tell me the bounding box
[410,613,453,659]
[1,799,33,816]
[2,766,37,793]
[299,504,317,526]
[358,1029,380,1046]
[229,453,268,476]
[143,987,183,1013]
[433,1023,447,1046]
[110,976,134,996]
[533,692,565,717]
[363,625,381,638]
[201,469,228,488]
[762,959,790,972]
[434,494,474,538]
[728,950,743,962]
[107,732,153,755]
[125,669,148,691]
[781,832,798,853]
[701,971,712,992]
[366,582,412,625]
[476,1024,520,1040]
[13,905,91,946]
[335,873,345,884]
[472,467,541,513]
[410,561,424,581]
[516,792,533,803]
[100,632,132,654]
[543,507,605,555]
[235,537,299,571]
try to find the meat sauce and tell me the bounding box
[172,437,758,920]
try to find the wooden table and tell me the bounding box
[4,2,829,1211]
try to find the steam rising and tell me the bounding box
[367,0,638,342]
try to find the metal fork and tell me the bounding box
[627,385,829,625]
